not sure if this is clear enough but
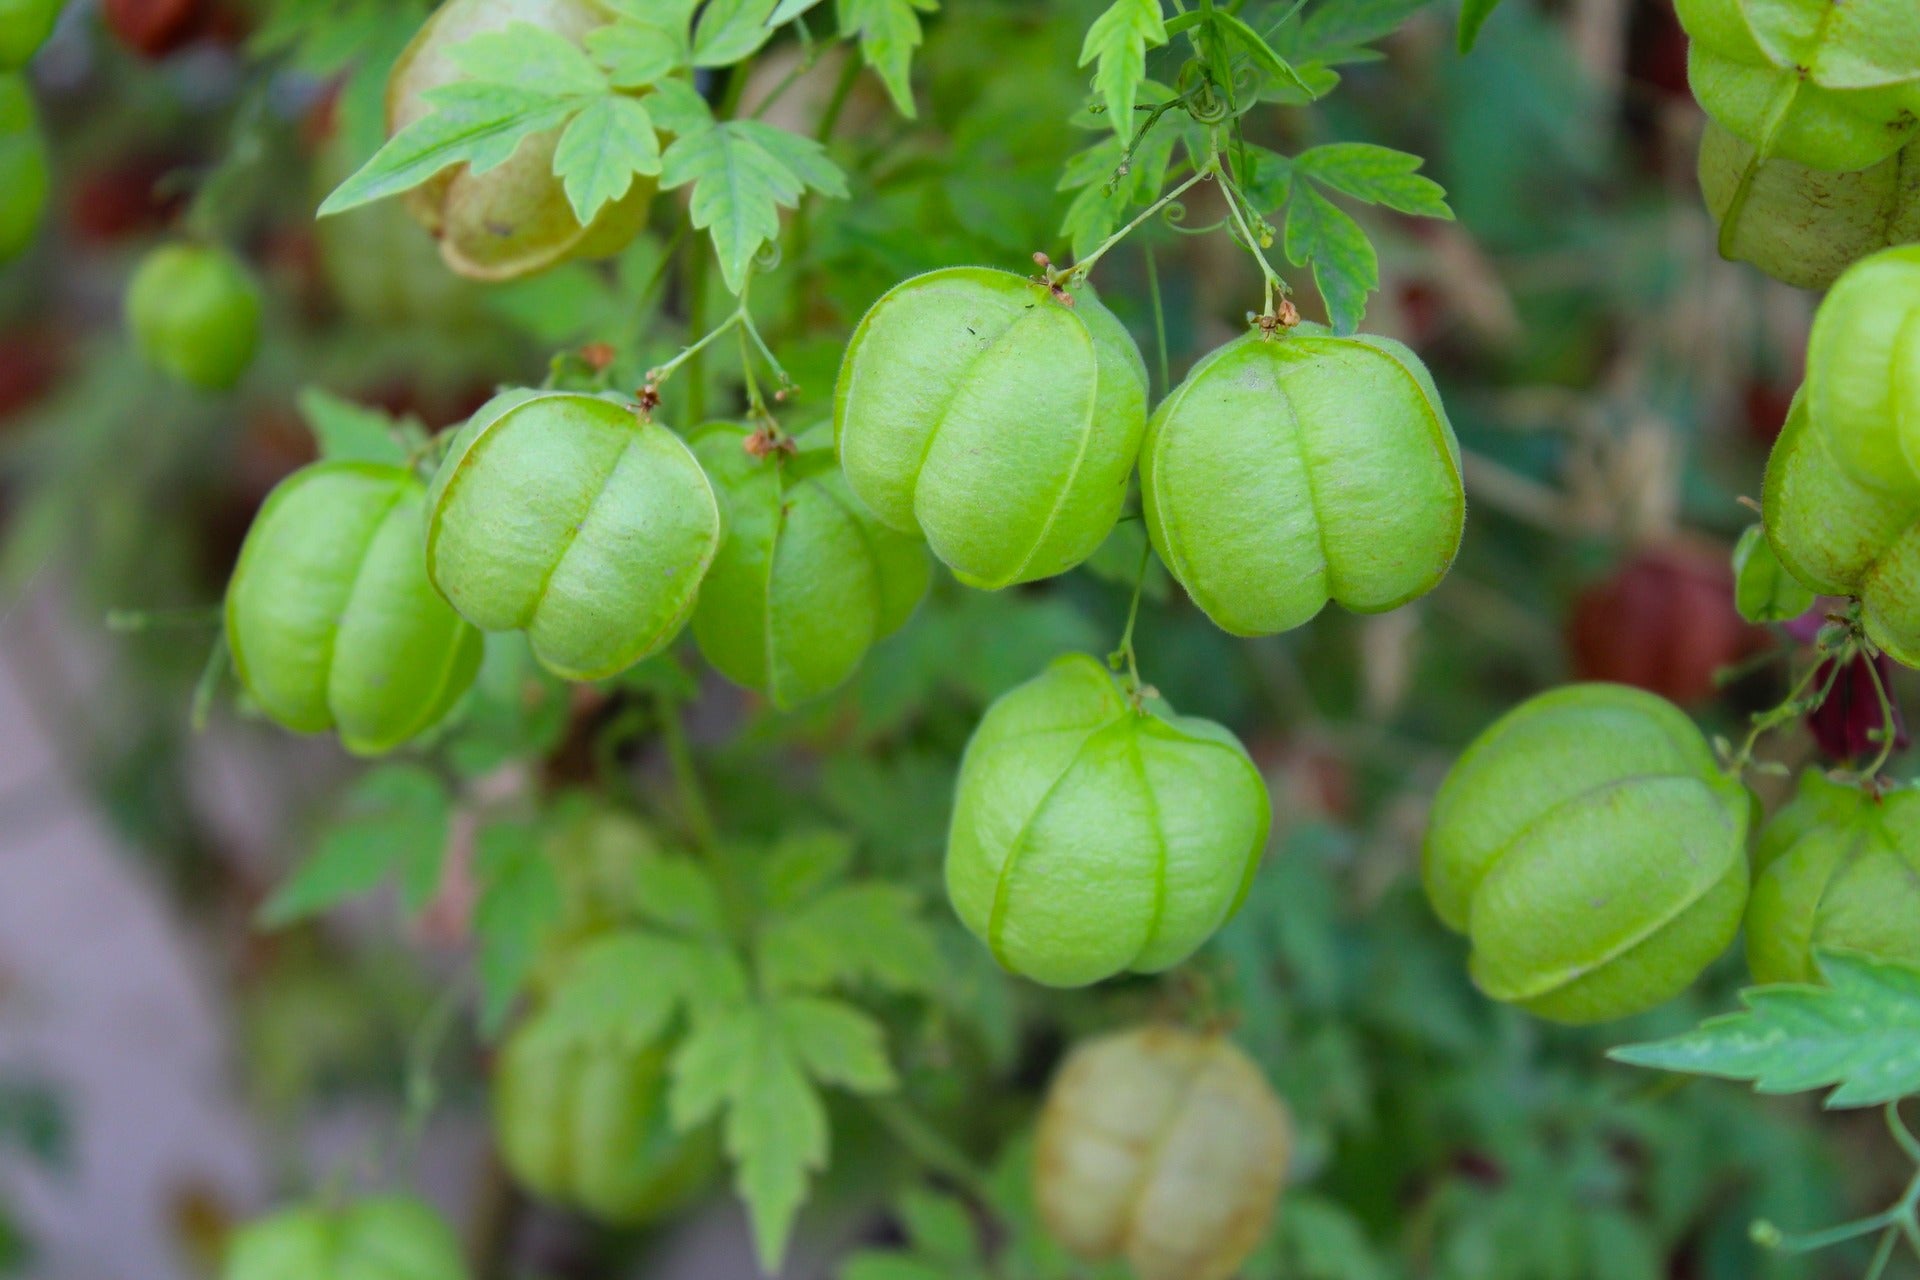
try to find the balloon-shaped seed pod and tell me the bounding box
[388,0,654,282]
[1423,683,1753,1024]
[221,1195,469,1280]
[126,242,261,390]
[1805,245,1920,493]
[1140,325,1463,637]
[1748,771,1920,984]
[0,76,48,264]
[1675,0,1920,172]
[1699,123,1920,291]
[226,463,483,756]
[1035,1026,1292,1280]
[834,266,1149,589]
[946,653,1271,987]
[0,1,61,71]
[313,127,481,328]
[492,1025,716,1225]
[689,421,929,709]
[1763,394,1920,666]
[424,391,722,682]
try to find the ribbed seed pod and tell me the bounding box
[1140,326,1463,637]
[1423,683,1753,1024]
[946,653,1271,987]
[0,1,61,71]
[1699,123,1920,291]
[1035,1026,1292,1280]
[226,463,483,755]
[424,392,721,681]
[834,266,1149,589]
[0,75,46,263]
[388,0,653,281]
[1675,0,1920,172]
[1763,395,1920,666]
[222,1195,469,1280]
[1804,245,1920,493]
[492,1025,716,1225]
[1748,771,1920,984]
[689,422,929,708]
[125,242,261,390]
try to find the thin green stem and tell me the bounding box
[399,980,466,1175]
[1069,166,1211,281]
[1214,161,1288,314]
[681,245,713,423]
[815,53,862,143]
[863,1095,996,1208]
[1108,537,1153,701]
[650,309,744,389]
[1889,1101,1920,1168]
[107,605,222,632]
[190,632,229,733]
[1863,1225,1899,1280]
[1861,651,1902,780]
[657,692,720,856]
[1145,241,1170,399]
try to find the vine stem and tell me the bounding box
[1858,650,1902,781]
[657,692,720,857]
[1067,165,1213,281]
[398,979,468,1175]
[1213,161,1289,315]
[1145,241,1170,398]
[863,1095,996,1208]
[1108,536,1153,703]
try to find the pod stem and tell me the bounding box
[1108,535,1154,709]
[1752,1112,1920,1273]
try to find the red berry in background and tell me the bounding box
[103,0,207,58]
[67,156,184,244]
[0,328,64,420]
[1568,540,1760,705]
[1809,653,1910,764]
[1744,378,1801,448]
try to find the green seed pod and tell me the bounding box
[946,653,1271,987]
[689,421,929,708]
[0,76,48,264]
[1676,0,1920,172]
[546,797,661,939]
[313,127,482,328]
[126,243,261,390]
[1140,326,1463,637]
[1699,122,1920,291]
[1804,245,1920,494]
[1035,1026,1291,1280]
[0,1,60,72]
[834,266,1149,589]
[1763,394,1920,666]
[222,1195,469,1280]
[1423,683,1753,1024]
[1733,523,1817,623]
[389,0,653,282]
[1747,771,1920,984]
[226,463,483,755]
[425,392,721,682]
[492,1025,716,1225]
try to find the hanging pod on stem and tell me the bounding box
[221,1195,470,1280]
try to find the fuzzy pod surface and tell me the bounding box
[1675,0,1920,172]
[0,75,45,263]
[1733,524,1817,624]
[1423,683,1753,1024]
[387,0,653,281]
[834,266,1149,589]
[946,653,1271,987]
[492,1025,716,1225]
[690,421,929,708]
[1764,394,1920,666]
[1035,1026,1292,1280]
[0,0,61,69]
[1805,245,1920,493]
[1140,326,1463,637]
[425,391,721,682]
[226,463,483,756]
[221,1195,469,1280]
[1699,123,1920,291]
[126,242,260,390]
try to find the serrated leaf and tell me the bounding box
[836,0,935,117]
[896,1189,980,1266]
[1457,0,1503,52]
[1280,0,1434,62]
[554,95,662,223]
[295,388,409,466]
[692,0,780,66]
[260,766,449,926]
[587,19,689,87]
[769,0,828,21]
[757,883,944,994]
[318,83,576,215]
[473,819,561,1036]
[1214,8,1316,98]
[660,120,847,292]
[757,829,855,910]
[520,930,714,1052]
[777,995,896,1091]
[1283,184,1378,335]
[1610,952,1920,1108]
[644,77,715,135]
[448,23,608,93]
[632,851,730,936]
[1296,142,1453,218]
[1078,0,1168,144]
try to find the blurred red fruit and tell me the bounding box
[1568,540,1759,705]
[1809,653,1910,764]
[103,0,207,58]
[67,157,184,243]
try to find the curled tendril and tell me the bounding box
[1189,85,1232,124]
[1161,204,1230,237]
[1230,64,1261,105]
[752,240,784,273]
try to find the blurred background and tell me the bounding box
[0,0,1905,1277]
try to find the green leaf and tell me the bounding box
[1213,8,1316,99]
[1283,184,1378,335]
[643,77,716,135]
[554,95,662,223]
[260,766,450,926]
[769,0,829,21]
[896,1189,981,1266]
[473,819,561,1036]
[1295,142,1453,218]
[448,23,608,93]
[587,19,690,88]
[519,930,718,1052]
[659,120,847,292]
[294,388,410,465]
[1457,0,1504,52]
[777,995,897,1092]
[1078,0,1168,144]
[632,851,730,937]
[836,0,937,118]
[692,0,781,65]
[756,829,855,910]
[1610,952,1920,1108]
[318,83,576,215]
[758,883,944,994]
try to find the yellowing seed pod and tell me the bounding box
[1035,1026,1292,1280]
